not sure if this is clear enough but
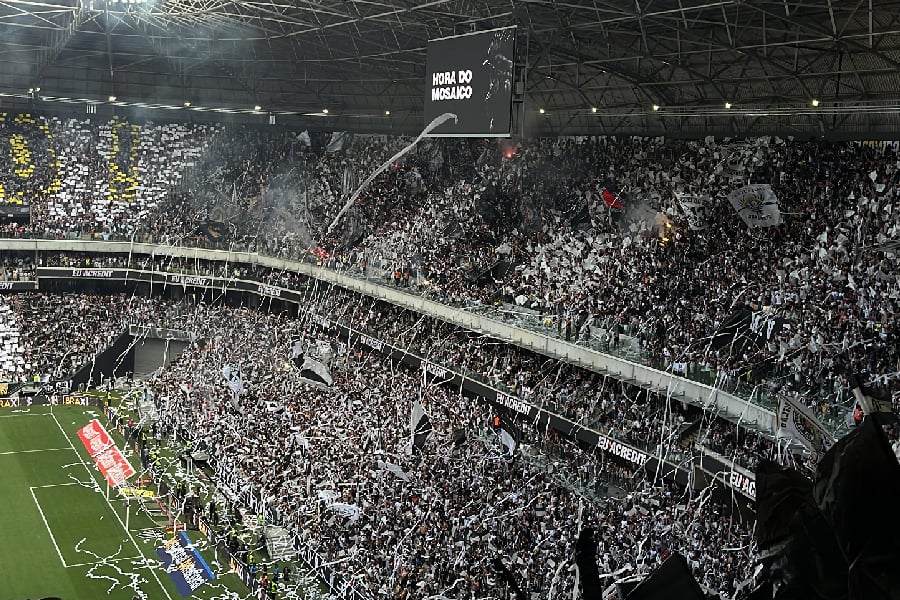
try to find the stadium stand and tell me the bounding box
[0,116,898,599]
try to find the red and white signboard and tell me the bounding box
[77,419,113,457]
[77,419,135,487]
[95,445,135,487]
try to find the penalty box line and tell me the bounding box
[29,483,143,569]
[29,485,69,568]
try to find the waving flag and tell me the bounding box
[777,394,835,458]
[410,400,433,453]
[341,161,356,197]
[599,182,625,211]
[675,191,713,230]
[728,184,782,227]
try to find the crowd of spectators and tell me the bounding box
[14,249,779,463]
[3,288,750,598]
[0,247,808,476]
[146,303,756,599]
[0,293,147,381]
[0,117,896,423]
[0,115,897,597]
[0,113,205,238]
[1,254,34,281]
[0,284,882,598]
[0,292,188,382]
[8,241,875,488]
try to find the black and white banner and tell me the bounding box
[341,161,356,198]
[675,192,713,230]
[776,394,834,457]
[410,400,433,453]
[728,184,782,228]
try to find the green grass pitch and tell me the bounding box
[0,405,247,600]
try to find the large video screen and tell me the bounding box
[424,27,516,137]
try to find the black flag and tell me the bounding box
[491,557,526,600]
[813,419,900,599]
[410,400,432,453]
[623,553,710,600]
[575,528,603,600]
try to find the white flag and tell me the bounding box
[728,184,782,227]
[675,191,713,230]
[776,395,834,457]
[500,429,516,456]
[326,131,347,153]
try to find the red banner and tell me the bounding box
[76,419,113,457]
[77,419,135,487]
[95,446,135,487]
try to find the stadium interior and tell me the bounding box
[0,1,899,600]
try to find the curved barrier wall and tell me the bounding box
[1,237,776,435]
[9,259,758,502]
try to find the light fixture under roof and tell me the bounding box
[591,107,597,113]
[539,108,545,114]
[652,104,660,111]
[322,108,329,114]
[724,102,732,109]
[183,101,191,107]
[108,95,117,102]
[254,105,261,111]
[811,98,820,107]
[384,110,391,115]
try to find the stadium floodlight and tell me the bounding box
[811,98,820,107]
[322,108,329,114]
[183,101,191,107]
[539,108,545,114]
[108,95,117,102]
[254,105,262,111]
[591,107,597,113]
[652,104,660,111]
[724,102,732,109]
[385,110,391,115]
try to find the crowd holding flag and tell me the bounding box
[728,183,783,227]
[674,191,714,230]
[599,181,626,211]
[340,161,357,198]
[410,400,433,454]
[776,394,835,458]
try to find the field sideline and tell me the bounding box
[0,405,247,600]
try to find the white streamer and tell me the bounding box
[325,112,458,236]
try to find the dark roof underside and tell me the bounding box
[1,0,899,137]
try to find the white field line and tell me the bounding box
[31,482,80,489]
[50,411,176,600]
[0,413,52,418]
[0,447,72,456]
[29,485,69,568]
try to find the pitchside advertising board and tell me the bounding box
[424,26,516,137]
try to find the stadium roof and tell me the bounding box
[1,0,899,137]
